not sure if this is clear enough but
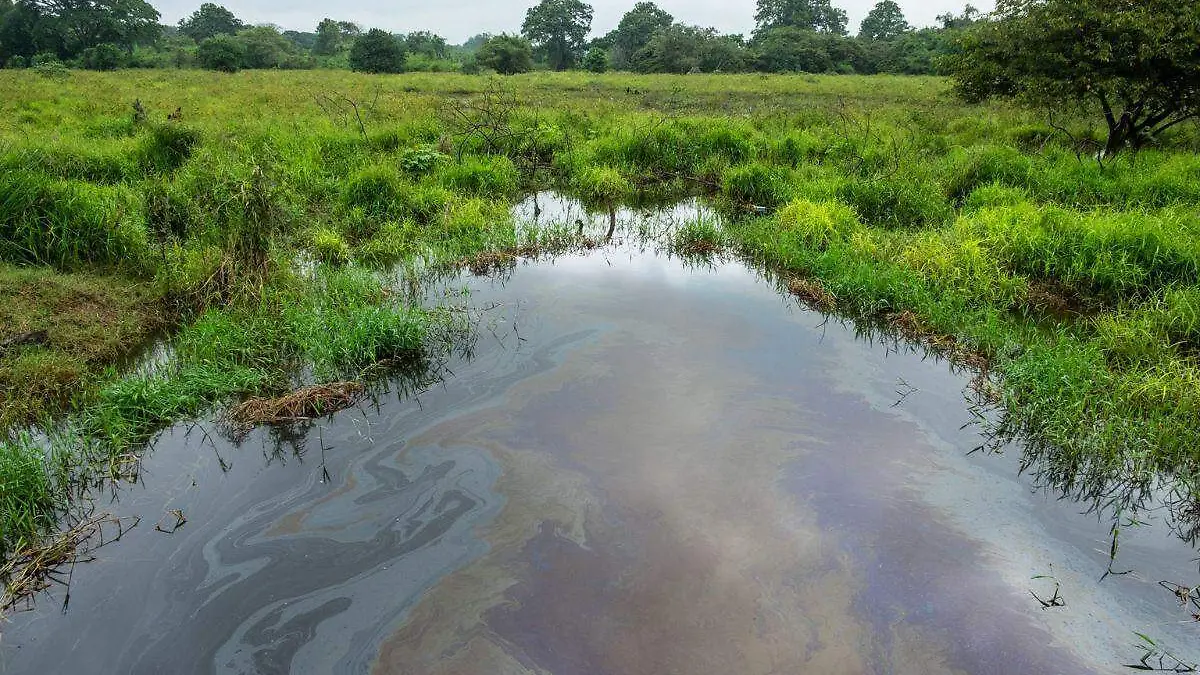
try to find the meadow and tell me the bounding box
[2,69,1200,581]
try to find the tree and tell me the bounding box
[0,1,48,61]
[236,25,293,69]
[36,0,160,55]
[312,18,340,55]
[859,1,908,41]
[404,30,446,58]
[938,4,981,30]
[582,45,607,72]
[611,1,671,68]
[949,0,1200,157]
[754,0,848,37]
[474,33,533,74]
[521,0,592,71]
[348,27,405,73]
[632,24,749,74]
[197,33,242,71]
[178,3,241,42]
[462,33,490,53]
[80,40,122,69]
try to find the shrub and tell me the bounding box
[349,28,406,74]
[474,34,533,75]
[398,145,447,175]
[583,47,609,73]
[80,43,125,71]
[198,35,245,72]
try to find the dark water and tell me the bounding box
[3,199,1199,673]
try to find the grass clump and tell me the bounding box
[836,177,953,228]
[437,155,520,196]
[0,171,149,270]
[0,434,60,560]
[720,163,793,207]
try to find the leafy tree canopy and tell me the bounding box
[237,25,293,69]
[348,27,405,73]
[755,0,848,37]
[950,0,1200,157]
[632,24,748,74]
[196,32,242,71]
[859,0,909,41]
[612,1,671,62]
[582,45,607,72]
[474,33,533,74]
[403,30,446,59]
[178,2,240,42]
[521,0,592,71]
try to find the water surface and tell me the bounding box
[3,207,1198,673]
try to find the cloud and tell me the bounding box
[157,0,992,43]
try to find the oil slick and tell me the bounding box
[3,232,1197,673]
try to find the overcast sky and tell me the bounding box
[154,0,994,43]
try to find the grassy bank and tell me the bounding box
[1,70,1199,576]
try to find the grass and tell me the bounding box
[2,69,1200,592]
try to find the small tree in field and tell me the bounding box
[197,34,244,72]
[349,28,405,73]
[950,0,1200,158]
[474,34,533,75]
[582,46,608,73]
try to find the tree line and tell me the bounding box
[0,0,981,75]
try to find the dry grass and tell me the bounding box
[224,382,366,434]
[787,277,838,311]
[1,512,138,613]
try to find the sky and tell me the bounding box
[153,0,994,43]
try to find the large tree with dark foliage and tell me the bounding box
[521,0,592,71]
[178,2,240,42]
[950,0,1200,157]
[611,2,671,67]
[754,0,848,37]
[348,27,405,73]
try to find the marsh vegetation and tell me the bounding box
[1,47,1200,641]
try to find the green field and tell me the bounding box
[2,69,1200,575]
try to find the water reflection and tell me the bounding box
[2,197,1199,673]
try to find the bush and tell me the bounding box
[80,43,125,71]
[583,47,609,74]
[349,28,406,74]
[474,34,533,75]
[6,56,28,69]
[198,35,245,73]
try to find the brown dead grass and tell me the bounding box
[225,382,366,434]
[787,277,838,311]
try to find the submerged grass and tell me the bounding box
[2,69,1200,595]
